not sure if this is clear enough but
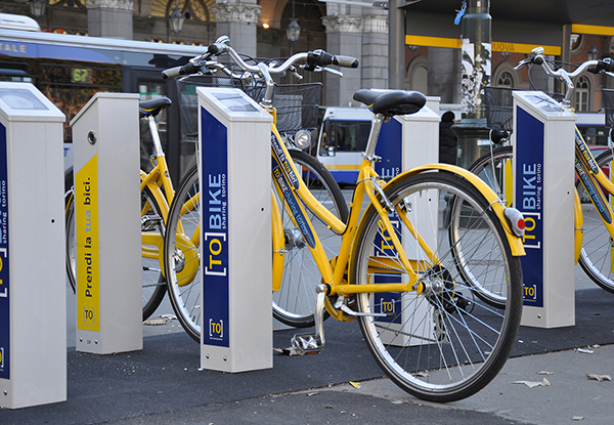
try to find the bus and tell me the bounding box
[0,14,208,187]
[316,107,372,184]
[315,106,611,185]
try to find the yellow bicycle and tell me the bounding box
[162,39,526,402]
[65,97,174,320]
[469,48,614,305]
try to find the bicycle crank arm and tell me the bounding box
[339,303,396,320]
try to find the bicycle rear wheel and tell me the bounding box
[65,185,167,321]
[577,149,614,293]
[273,149,349,328]
[351,171,522,402]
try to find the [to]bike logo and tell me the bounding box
[201,106,230,347]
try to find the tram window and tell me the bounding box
[320,120,371,156]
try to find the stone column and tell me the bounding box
[211,0,261,58]
[362,14,388,91]
[87,0,134,39]
[322,14,363,107]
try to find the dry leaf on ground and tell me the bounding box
[586,374,612,382]
[511,378,551,388]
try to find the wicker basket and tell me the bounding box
[272,83,321,133]
[177,74,266,137]
[484,86,513,131]
[177,75,321,136]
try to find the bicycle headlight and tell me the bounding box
[294,129,312,150]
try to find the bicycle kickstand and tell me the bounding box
[276,285,327,356]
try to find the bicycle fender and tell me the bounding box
[142,179,171,220]
[574,188,583,265]
[271,192,285,292]
[385,164,526,257]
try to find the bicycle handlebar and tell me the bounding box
[162,60,203,79]
[162,37,359,82]
[514,47,614,105]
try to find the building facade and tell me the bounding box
[1,0,613,116]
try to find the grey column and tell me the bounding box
[388,0,404,89]
[362,14,388,90]
[87,0,134,39]
[322,14,363,107]
[211,1,261,58]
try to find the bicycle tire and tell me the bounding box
[577,149,614,293]
[351,171,523,402]
[458,145,514,308]
[467,146,513,206]
[470,146,614,295]
[165,151,349,342]
[65,191,77,295]
[164,165,201,342]
[272,149,349,328]
[65,185,167,321]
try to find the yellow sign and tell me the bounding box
[405,35,561,56]
[571,24,614,37]
[76,155,100,332]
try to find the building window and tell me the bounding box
[497,71,514,88]
[405,55,428,94]
[575,76,590,112]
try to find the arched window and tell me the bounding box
[405,55,428,94]
[492,62,518,89]
[497,71,514,88]
[574,76,590,112]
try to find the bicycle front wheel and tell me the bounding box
[165,151,350,342]
[65,185,167,321]
[164,165,202,342]
[468,145,514,206]
[351,171,523,402]
[272,149,349,328]
[461,145,514,308]
[577,149,614,293]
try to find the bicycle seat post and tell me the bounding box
[146,115,165,160]
[362,113,386,162]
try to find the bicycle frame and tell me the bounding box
[573,126,614,260]
[270,117,525,318]
[138,115,174,269]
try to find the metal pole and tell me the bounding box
[388,0,405,89]
[452,0,492,168]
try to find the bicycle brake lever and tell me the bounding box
[322,67,343,77]
[289,66,304,80]
[513,59,527,71]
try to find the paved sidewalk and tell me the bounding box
[1,287,614,425]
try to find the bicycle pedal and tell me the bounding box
[141,214,162,230]
[287,333,324,356]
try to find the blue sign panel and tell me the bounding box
[374,118,403,323]
[201,106,229,347]
[375,119,402,180]
[0,123,9,379]
[515,107,544,307]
